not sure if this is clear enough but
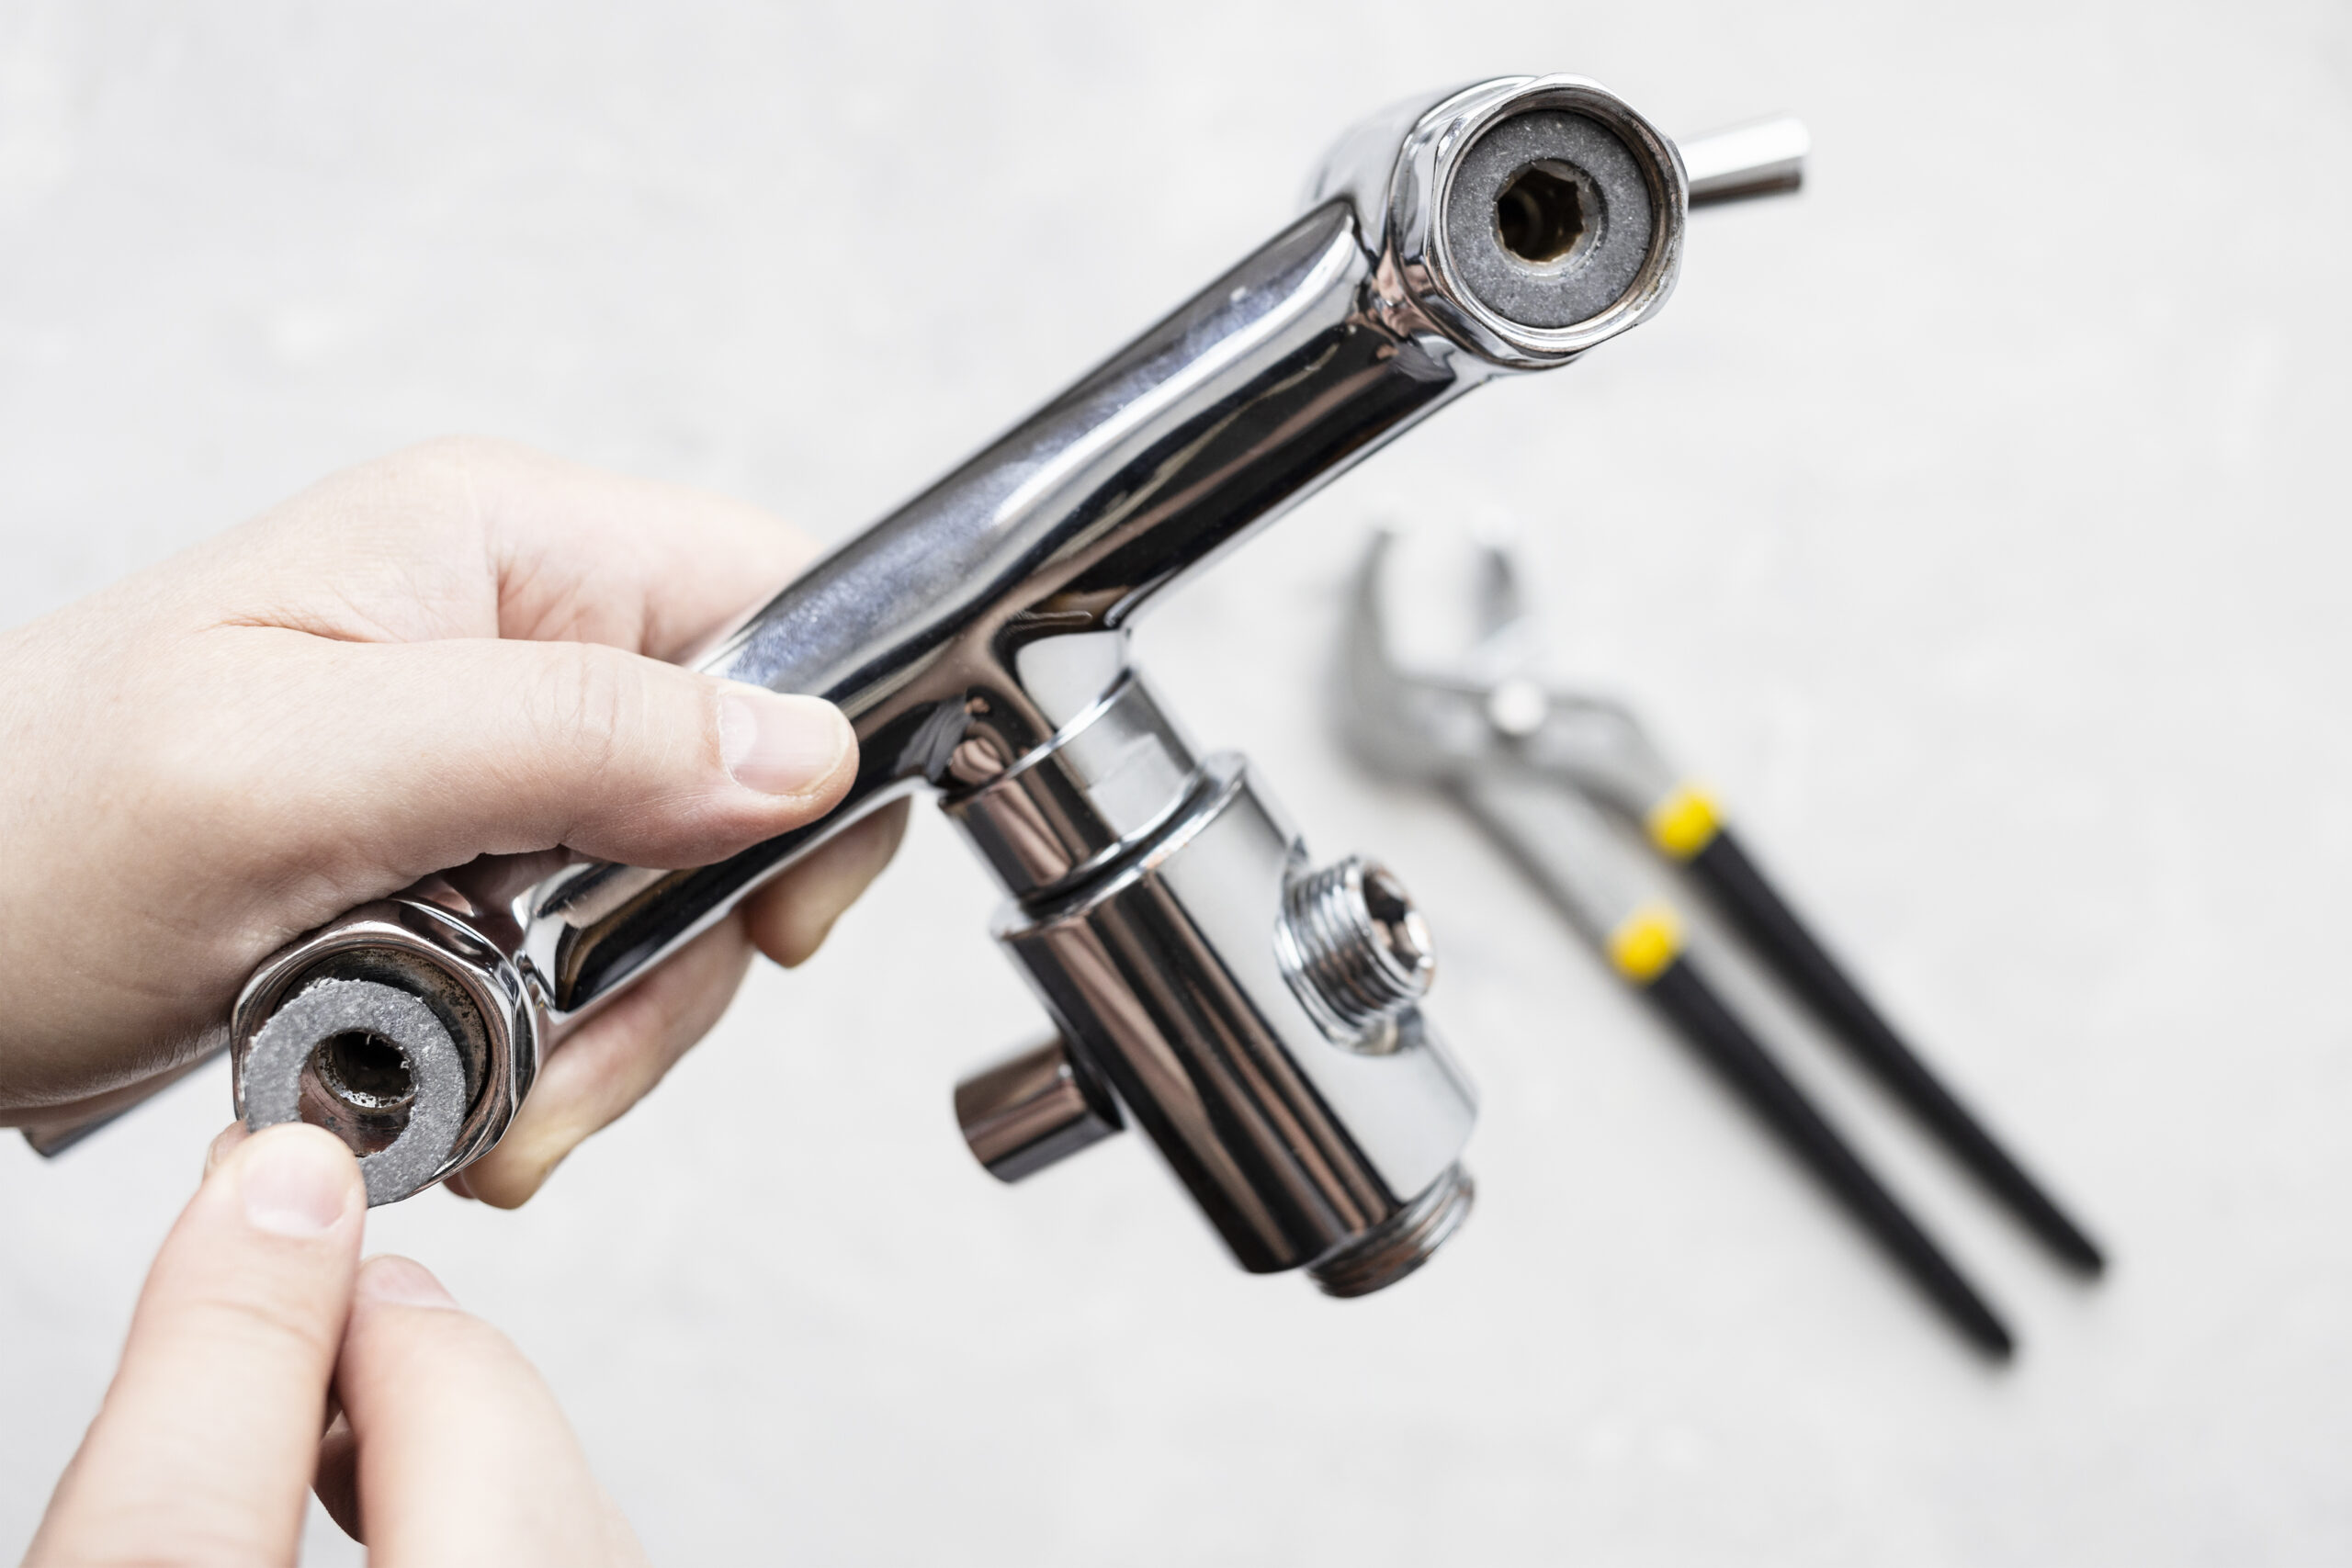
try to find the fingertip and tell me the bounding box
[769,913,841,970]
[747,798,909,967]
[446,1140,562,1210]
[718,687,858,803]
[231,1122,365,1237]
[356,1255,460,1311]
[328,1227,638,1563]
[204,1120,250,1179]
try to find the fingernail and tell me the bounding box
[356,1255,459,1310]
[240,1125,357,1237]
[718,687,853,795]
[204,1121,249,1179]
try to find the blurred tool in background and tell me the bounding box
[1338,531,2104,1356]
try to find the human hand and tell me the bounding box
[0,437,906,1202]
[26,1122,648,1565]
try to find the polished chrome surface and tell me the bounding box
[939,669,1202,901]
[953,1033,1124,1183]
[494,73,1685,1041]
[1679,116,1810,207]
[994,752,1477,1275]
[195,73,1769,1286]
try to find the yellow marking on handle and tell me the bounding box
[1605,902,1684,984]
[1645,783,1723,861]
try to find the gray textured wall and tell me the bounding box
[4,2,2348,1562]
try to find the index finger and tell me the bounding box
[329,1256,648,1565]
[203,437,817,660]
[462,438,818,660]
[25,1123,366,1567]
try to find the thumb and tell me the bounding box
[223,628,859,874]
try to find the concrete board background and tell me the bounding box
[3,1,2348,1561]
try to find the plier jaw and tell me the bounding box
[1342,530,1682,817]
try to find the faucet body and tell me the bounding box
[224,74,1699,1292]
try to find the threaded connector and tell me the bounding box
[1276,855,1436,1046]
[1308,1162,1476,1297]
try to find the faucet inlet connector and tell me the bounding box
[1307,1162,1477,1298]
[1277,857,1436,1046]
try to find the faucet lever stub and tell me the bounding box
[954,1033,1124,1182]
[1678,114,1809,208]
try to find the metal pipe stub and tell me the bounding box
[1307,1162,1476,1298]
[953,1033,1124,1183]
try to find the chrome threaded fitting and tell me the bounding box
[1276,855,1437,1046]
[1308,1163,1476,1298]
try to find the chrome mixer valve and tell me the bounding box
[36,79,1807,1297]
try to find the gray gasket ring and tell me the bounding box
[243,978,467,1206]
[1442,110,1656,332]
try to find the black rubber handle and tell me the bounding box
[1686,829,2105,1275]
[1643,955,2015,1359]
